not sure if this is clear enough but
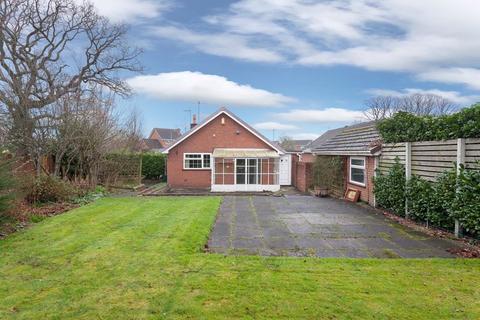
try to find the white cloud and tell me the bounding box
[151,26,284,63]
[367,88,480,105]
[151,0,480,90]
[253,122,297,130]
[88,0,171,23]
[127,71,295,107]
[277,108,365,123]
[418,68,480,91]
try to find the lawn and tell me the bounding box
[0,197,479,319]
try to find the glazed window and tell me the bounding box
[349,157,366,186]
[184,153,211,169]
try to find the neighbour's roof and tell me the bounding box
[310,121,381,156]
[141,138,163,150]
[280,139,313,152]
[150,128,182,140]
[213,148,279,158]
[163,107,285,154]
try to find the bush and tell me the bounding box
[406,172,456,229]
[374,158,406,216]
[23,175,79,203]
[453,166,480,236]
[376,161,479,237]
[377,103,480,143]
[0,159,15,216]
[72,185,107,205]
[142,153,166,180]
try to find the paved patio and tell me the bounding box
[207,195,463,258]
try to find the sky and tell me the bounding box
[91,0,480,141]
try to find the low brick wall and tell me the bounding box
[293,161,313,193]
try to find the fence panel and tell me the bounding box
[379,138,480,237]
[466,138,480,169]
[410,139,457,180]
[379,143,405,173]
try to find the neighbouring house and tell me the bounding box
[278,139,312,153]
[162,107,292,192]
[139,127,182,152]
[139,138,163,152]
[307,121,381,205]
[149,127,182,148]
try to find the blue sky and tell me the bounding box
[91,0,480,141]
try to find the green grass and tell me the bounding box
[0,197,479,319]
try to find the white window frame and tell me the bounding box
[183,153,212,170]
[349,156,366,187]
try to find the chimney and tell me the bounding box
[190,114,197,129]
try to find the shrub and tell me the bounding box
[374,158,406,216]
[23,175,79,203]
[452,166,480,236]
[406,174,456,229]
[406,176,436,223]
[0,159,15,216]
[377,103,480,143]
[72,185,107,205]
[142,153,166,180]
[312,156,344,191]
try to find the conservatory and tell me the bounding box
[211,148,280,192]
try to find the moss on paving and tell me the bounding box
[0,197,479,319]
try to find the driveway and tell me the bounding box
[207,195,463,258]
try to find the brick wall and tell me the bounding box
[344,156,376,205]
[293,161,313,193]
[167,113,274,189]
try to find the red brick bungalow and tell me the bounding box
[162,107,291,192]
[306,122,381,205]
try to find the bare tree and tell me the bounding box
[363,96,397,121]
[278,136,296,151]
[119,107,144,152]
[398,93,456,116]
[0,0,141,171]
[364,93,457,121]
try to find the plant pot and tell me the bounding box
[314,186,329,197]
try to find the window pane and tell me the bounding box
[351,158,365,167]
[203,154,211,168]
[185,159,202,168]
[186,154,201,159]
[351,167,365,184]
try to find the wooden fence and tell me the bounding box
[379,138,480,236]
[380,138,480,181]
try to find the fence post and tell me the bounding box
[454,138,465,237]
[405,142,412,218]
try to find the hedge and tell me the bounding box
[141,153,166,180]
[377,103,480,143]
[374,160,480,238]
[373,159,405,216]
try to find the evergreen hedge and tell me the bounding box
[377,103,480,143]
[373,159,406,216]
[141,153,166,180]
[374,161,480,238]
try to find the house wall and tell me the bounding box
[166,113,275,189]
[300,153,315,163]
[344,155,376,205]
[293,161,313,193]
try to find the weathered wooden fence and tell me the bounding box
[380,138,480,179]
[379,138,480,236]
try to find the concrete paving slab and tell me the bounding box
[208,195,463,258]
